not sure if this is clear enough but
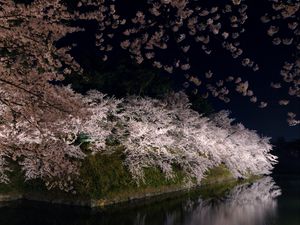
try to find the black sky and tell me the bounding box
[208,0,300,141]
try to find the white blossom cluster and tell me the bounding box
[118,92,277,183]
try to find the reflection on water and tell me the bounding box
[164,177,281,225]
[0,176,293,225]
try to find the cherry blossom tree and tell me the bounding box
[0,0,292,192]
[0,0,87,191]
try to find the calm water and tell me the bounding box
[0,176,299,225]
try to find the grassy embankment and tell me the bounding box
[0,144,259,206]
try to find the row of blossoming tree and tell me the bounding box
[0,90,277,192]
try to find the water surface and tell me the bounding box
[0,176,299,225]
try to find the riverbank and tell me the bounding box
[0,147,261,208]
[0,171,259,208]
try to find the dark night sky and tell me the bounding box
[207,0,300,141]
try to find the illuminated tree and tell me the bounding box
[0,0,85,191]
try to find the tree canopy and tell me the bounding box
[0,0,297,192]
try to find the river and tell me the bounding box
[0,175,299,225]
